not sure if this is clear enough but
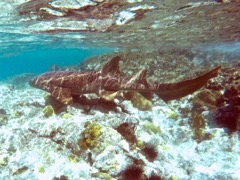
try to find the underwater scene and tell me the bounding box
[0,0,240,180]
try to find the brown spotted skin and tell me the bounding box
[29,56,221,105]
[29,71,101,104]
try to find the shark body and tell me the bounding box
[29,56,221,105]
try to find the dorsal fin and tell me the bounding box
[127,69,152,100]
[100,91,120,101]
[101,56,121,77]
[126,69,149,87]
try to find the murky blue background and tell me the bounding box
[0,47,114,81]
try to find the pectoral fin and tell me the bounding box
[100,91,120,101]
[50,86,73,105]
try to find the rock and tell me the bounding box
[204,104,240,133]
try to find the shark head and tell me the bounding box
[29,71,75,104]
[29,72,58,92]
[29,77,38,88]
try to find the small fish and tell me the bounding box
[29,56,221,105]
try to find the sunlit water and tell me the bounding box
[0,45,115,81]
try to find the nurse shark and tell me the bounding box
[29,56,221,105]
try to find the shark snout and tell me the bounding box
[29,78,37,87]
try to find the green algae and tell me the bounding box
[92,172,112,180]
[44,95,66,114]
[136,139,144,148]
[61,113,72,119]
[170,175,179,180]
[0,114,8,125]
[0,155,8,166]
[168,110,179,120]
[68,154,78,163]
[78,122,103,150]
[43,105,54,117]
[130,92,153,111]
[38,166,45,173]
[11,111,23,118]
[189,112,213,142]
[143,122,161,134]
[189,112,206,129]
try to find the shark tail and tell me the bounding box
[156,66,221,103]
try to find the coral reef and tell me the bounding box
[203,67,239,132]
[188,112,213,143]
[192,89,223,112]
[173,64,240,133]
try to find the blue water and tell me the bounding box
[0,47,115,81]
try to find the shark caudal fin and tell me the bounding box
[156,66,221,102]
